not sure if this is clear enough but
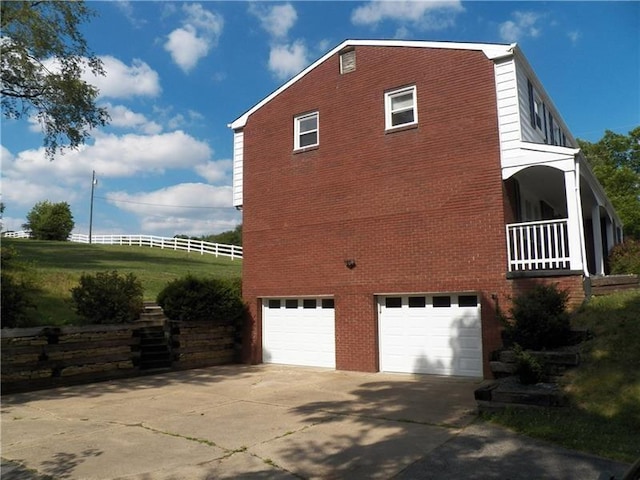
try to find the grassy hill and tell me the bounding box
[2,238,242,327]
[484,289,640,463]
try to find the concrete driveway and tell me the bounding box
[0,365,629,479]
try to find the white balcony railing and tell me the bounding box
[506,219,570,272]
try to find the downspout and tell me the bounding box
[574,159,590,277]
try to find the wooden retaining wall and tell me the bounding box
[587,274,640,296]
[1,321,238,394]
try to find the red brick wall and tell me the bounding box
[239,45,583,377]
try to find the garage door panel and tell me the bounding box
[379,294,483,377]
[263,298,335,369]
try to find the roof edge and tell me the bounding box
[228,39,515,130]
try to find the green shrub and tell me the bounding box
[512,344,544,384]
[504,284,571,350]
[1,272,37,328]
[157,275,244,325]
[1,245,38,328]
[608,239,640,275]
[71,271,143,324]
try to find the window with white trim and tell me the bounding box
[385,86,417,130]
[294,111,319,150]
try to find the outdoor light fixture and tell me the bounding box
[345,259,356,269]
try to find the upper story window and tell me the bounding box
[533,95,543,130]
[294,111,319,150]
[385,85,417,130]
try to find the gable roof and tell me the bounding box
[228,39,516,130]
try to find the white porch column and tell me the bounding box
[592,205,605,275]
[605,215,615,254]
[564,169,584,272]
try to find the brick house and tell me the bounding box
[228,40,622,378]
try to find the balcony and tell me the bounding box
[506,219,571,272]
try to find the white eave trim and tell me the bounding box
[228,39,515,130]
[518,141,580,156]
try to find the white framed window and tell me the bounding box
[385,86,417,130]
[294,111,319,150]
[533,96,543,130]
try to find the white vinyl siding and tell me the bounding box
[515,58,575,148]
[232,130,244,208]
[294,112,319,150]
[494,58,522,159]
[385,86,417,130]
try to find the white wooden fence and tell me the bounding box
[2,231,242,260]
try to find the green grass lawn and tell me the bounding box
[482,289,640,463]
[2,238,242,327]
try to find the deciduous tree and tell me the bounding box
[23,200,74,241]
[1,1,109,158]
[578,127,640,239]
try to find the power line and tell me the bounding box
[94,195,235,209]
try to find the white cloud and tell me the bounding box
[108,183,232,214]
[42,56,161,99]
[114,1,146,28]
[195,159,232,184]
[1,175,83,209]
[567,30,581,45]
[249,3,298,38]
[106,183,237,236]
[90,56,161,98]
[165,26,210,73]
[499,11,543,42]
[164,3,223,73]
[2,131,212,193]
[351,0,464,30]
[269,41,310,80]
[103,103,162,134]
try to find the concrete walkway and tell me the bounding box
[0,365,630,479]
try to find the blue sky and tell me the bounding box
[2,1,638,237]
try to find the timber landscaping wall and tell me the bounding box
[1,321,238,394]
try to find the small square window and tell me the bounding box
[285,299,298,309]
[294,112,319,150]
[303,299,317,309]
[321,298,335,309]
[268,299,281,309]
[408,296,426,308]
[385,297,402,308]
[433,296,451,308]
[385,86,417,130]
[459,295,478,307]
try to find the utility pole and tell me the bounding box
[89,170,97,244]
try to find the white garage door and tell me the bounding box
[378,294,482,377]
[262,298,336,368]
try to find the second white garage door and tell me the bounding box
[262,298,336,368]
[378,294,483,377]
